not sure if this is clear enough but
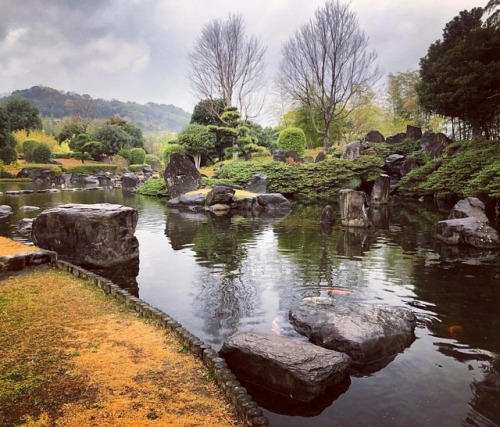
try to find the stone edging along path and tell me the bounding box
[0,251,269,426]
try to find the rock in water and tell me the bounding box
[370,174,390,205]
[448,197,489,223]
[320,205,335,224]
[32,203,139,267]
[246,173,269,194]
[219,332,351,402]
[289,300,416,368]
[339,189,369,227]
[164,153,201,199]
[435,217,500,248]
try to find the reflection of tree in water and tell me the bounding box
[273,205,373,290]
[467,357,500,427]
[166,210,280,345]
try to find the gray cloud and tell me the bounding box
[0,0,479,120]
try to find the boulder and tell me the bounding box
[400,157,419,176]
[420,131,451,159]
[206,185,235,206]
[406,125,422,141]
[219,332,351,402]
[320,205,335,225]
[315,151,327,163]
[289,300,417,367]
[257,193,291,211]
[448,197,489,223]
[435,217,500,248]
[341,141,361,161]
[364,130,385,143]
[121,173,141,190]
[338,189,369,228]
[164,153,201,199]
[246,174,269,194]
[84,176,100,185]
[285,151,301,163]
[20,206,40,212]
[370,174,390,205]
[273,150,287,162]
[384,154,406,177]
[386,132,407,144]
[17,218,34,234]
[0,205,13,218]
[167,191,207,208]
[32,203,139,267]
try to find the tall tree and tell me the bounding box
[65,94,100,132]
[190,98,225,126]
[187,14,266,117]
[278,0,379,152]
[177,124,214,170]
[417,7,500,138]
[5,98,42,133]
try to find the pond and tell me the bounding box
[1,182,499,427]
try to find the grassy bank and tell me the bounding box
[0,265,240,427]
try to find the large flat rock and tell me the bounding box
[289,300,416,368]
[219,332,350,402]
[32,203,139,267]
[436,217,500,248]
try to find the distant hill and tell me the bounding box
[1,86,191,133]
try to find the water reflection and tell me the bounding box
[2,182,500,426]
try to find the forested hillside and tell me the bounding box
[0,86,190,133]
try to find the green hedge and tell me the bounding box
[398,139,500,199]
[128,164,148,172]
[212,155,384,203]
[62,164,118,174]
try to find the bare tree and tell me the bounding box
[187,14,266,118]
[64,94,100,132]
[278,1,379,152]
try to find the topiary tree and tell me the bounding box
[130,147,146,165]
[177,123,214,169]
[277,127,306,156]
[117,148,131,163]
[32,143,52,164]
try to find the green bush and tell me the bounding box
[163,144,184,164]
[52,152,73,159]
[22,139,40,162]
[0,146,17,165]
[62,164,118,174]
[135,177,167,197]
[117,148,131,162]
[277,128,306,156]
[144,153,164,172]
[32,143,52,164]
[212,154,383,203]
[398,139,500,199]
[19,164,63,175]
[130,148,146,165]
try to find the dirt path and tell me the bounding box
[0,266,241,427]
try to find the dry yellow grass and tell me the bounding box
[0,237,39,256]
[0,268,241,427]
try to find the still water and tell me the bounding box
[1,182,499,426]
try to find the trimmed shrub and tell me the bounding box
[277,128,306,156]
[163,143,184,165]
[117,148,131,162]
[62,164,118,174]
[130,148,146,165]
[136,177,168,197]
[144,154,164,172]
[32,143,52,164]
[128,164,148,172]
[22,139,40,162]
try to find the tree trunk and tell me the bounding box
[322,127,330,154]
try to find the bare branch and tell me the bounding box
[187,14,267,118]
[278,0,379,151]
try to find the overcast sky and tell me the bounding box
[0,0,480,121]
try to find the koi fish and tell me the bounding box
[272,317,282,335]
[448,325,463,336]
[327,289,356,296]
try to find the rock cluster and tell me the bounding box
[436,197,500,248]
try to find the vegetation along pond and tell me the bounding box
[1,181,499,427]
